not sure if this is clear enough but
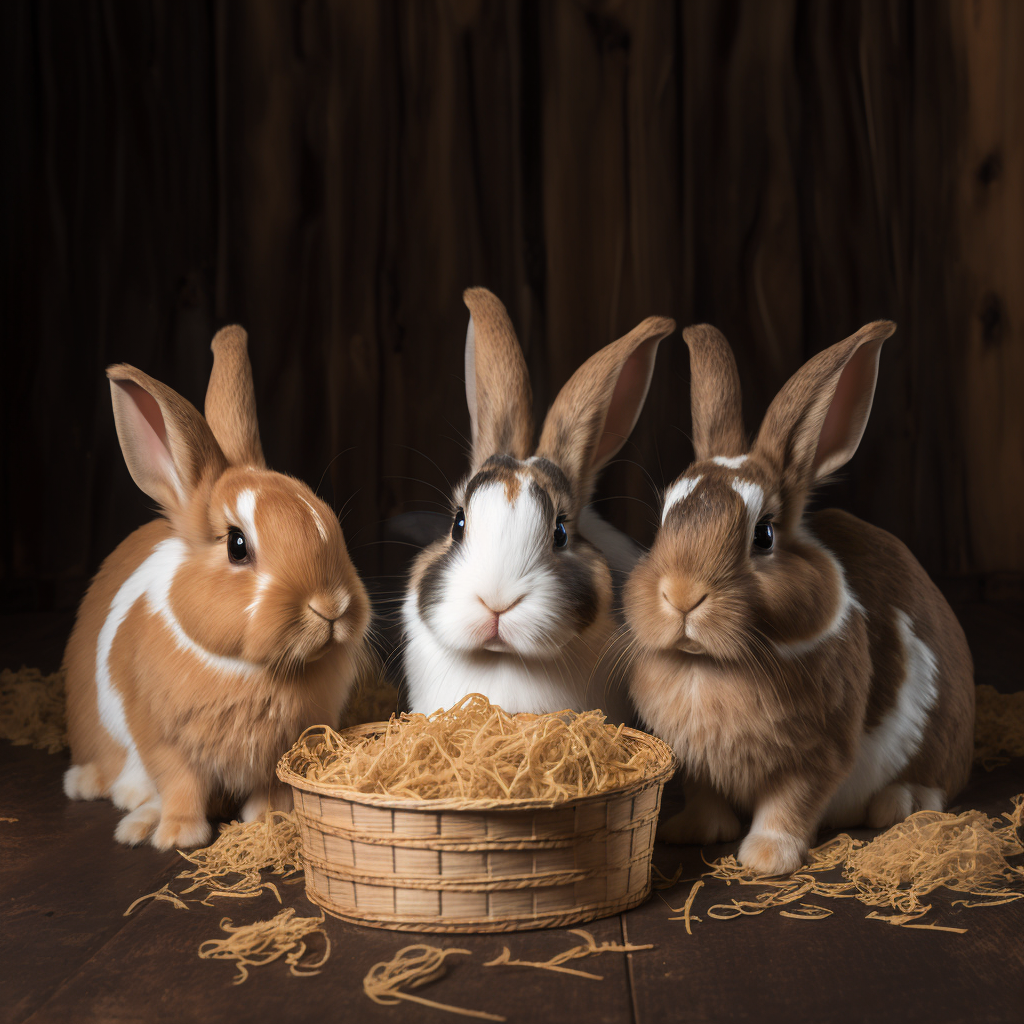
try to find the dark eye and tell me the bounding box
[227,529,248,562]
[451,507,466,542]
[553,515,568,549]
[753,517,774,552]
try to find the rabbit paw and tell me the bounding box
[240,787,294,822]
[657,799,742,845]
[111,772,157,812]
[866,783,943,829]
[738,829,805,876]
[114,799,162,846]
[152,814,212,852]
[64,763,105,801]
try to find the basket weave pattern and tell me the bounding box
[278,723,677,933]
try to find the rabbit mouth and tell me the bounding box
[675,636,706,655]
[481,636,513,653]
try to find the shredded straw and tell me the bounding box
[974,684,1024,769]
[176,811,302,904]
[0,666,66,753]
[364,945,505,1021]
[670,794,1024,932]
[287,693,652,801]
[198,908,330,985]
[484,928,653,981]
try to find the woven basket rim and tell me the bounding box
[276,719,678,812]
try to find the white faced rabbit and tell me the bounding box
[625,322,974,875]
[63,327,370,850]
[403,288,675,718]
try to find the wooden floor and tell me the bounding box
[2,603,1023,1024]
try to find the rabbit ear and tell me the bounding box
[683,324,746,461]
[536,315,676,504]
[754,320,896,508]
[204,325,266,468]
[463,288,534,472]
[108,363,227,513]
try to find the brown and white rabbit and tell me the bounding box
[403,288,675,718]
[63,327,370,850]
[624,321,974,875]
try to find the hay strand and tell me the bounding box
[364,945,505,1021]
[285,694,658,802]
[176,811,302,904]
[197,908,329,985]
[974,685,1024,769]
[482,928,654,981]
[666,879,704,933]
[124,884,191,916]
[677,793,1024,931]
[0,666,66,753]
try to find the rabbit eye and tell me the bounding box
[227,528,249,563]
[753,517,774,552]
[553,514,568,549]
[451,507,466,542]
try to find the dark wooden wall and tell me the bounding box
[3,0,1022,612]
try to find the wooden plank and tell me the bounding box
[0,744,181,1024]
[951,0,1024,573]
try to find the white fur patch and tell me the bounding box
[96,538,260,766]
[231,489,260,550]
[300,497,329,542]
[712,454,748,469]
[245,572,273,618]
[730,477,763,527]
[662,475,702,523]
[825,610,940,825]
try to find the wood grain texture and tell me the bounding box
[3,0,1022,609]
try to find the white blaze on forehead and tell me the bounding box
[712,454,748,469]
[730,477,764,527]
[300,496,330,543]
[230,489,260,550]
[461,480,547,602]
[662,475,703,523]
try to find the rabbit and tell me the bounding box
[62,326,371,850]
[624,321,974,876]
[403,287,676,719]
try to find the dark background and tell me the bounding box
[3,0,1022,615]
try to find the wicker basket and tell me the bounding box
[277,722,677,933]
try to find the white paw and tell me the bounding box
[114,799,162,846]
[64,764,105,801]
[111,777,157,812]
[152,815,211,852]
[738,829,805,876]
[657,801,742,846]
[240,792,268,823]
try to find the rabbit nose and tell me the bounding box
[308,591,352,623]
[308,598,339,623]
[660,578,708,616]
[478,594,525,616]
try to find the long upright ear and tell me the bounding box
[754,319,896,507]
[108,364,227,513]
[683,324,746,460]
[535,315,676,504]
[204,325,266,468]
[463,288,534,472]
